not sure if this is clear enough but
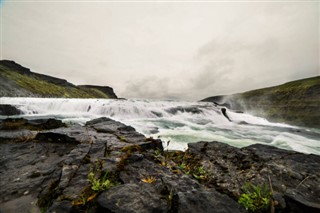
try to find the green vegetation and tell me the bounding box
[79,87,109,98]
[229,76,320,128]
[116,134,128,142]
[87,171,115,192]
[72,161,119,209]
[155,150,209,183]
[238,182,272,212]
[1,67,90,98]
[0,63,114,98]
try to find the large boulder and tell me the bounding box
[0,104,22,116]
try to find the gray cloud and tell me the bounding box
[1,2,319,100]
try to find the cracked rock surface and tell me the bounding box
[0,117,319,213]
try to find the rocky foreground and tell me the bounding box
[0,117,319,213]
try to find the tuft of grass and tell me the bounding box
[238,182,272,212]
[155,151,209,183]
[87,171,115,192]
[116,134,128,142]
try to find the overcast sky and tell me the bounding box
[1,1,319,100]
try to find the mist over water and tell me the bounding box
[1,97,319,155]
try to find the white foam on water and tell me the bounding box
[1,97,319,155]
[270,133,320,155]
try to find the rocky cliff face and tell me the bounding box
[202,76,320,128]
[0,60,117,99]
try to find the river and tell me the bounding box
[1,97,319,155]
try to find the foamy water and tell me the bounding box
[1,97,319,155]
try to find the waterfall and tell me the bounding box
[0,97,281,125]
[1,97,319,155]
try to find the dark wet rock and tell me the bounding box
[0,118,29,130]
[116,156,244,213]
[0,104,22,115]
[149,127,159,134]
[28,118,66,130]
[0,129,37,142]
[0,195,40,213]
[1,116,319,213]
[221,108,231,121]
[47,200,72,213]
[0,118,65,131]
[86,117,137,134]
[177,188,244,213]
[118,125,136,132]
[97,183,168,213]
[166,106,203,115]
[151,111,163,117]
[187,141,320,212]
[35,124,96,143]
[284,192,320,213]
[35,132,79,143]
[0,141,76,206]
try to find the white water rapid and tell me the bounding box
[1,97,319,155]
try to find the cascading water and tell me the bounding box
[1,97,319,155]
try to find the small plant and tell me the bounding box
[161,151,209,182]
[71,192,98,206]
[72,195,88,206]
[87,171,115,192]
[121,144,142,153]
[178,162,186,170]
[167,189,174,208]
[154,148,162,158]
[192,166,207,180]
[141,176,156,183]
[115,134,127,142]
[238,182,272,212]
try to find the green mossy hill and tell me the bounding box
[0,60,117,99]
[202,76,320,128]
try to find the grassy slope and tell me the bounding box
[204,76,320,128]
[0,64,110,98]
